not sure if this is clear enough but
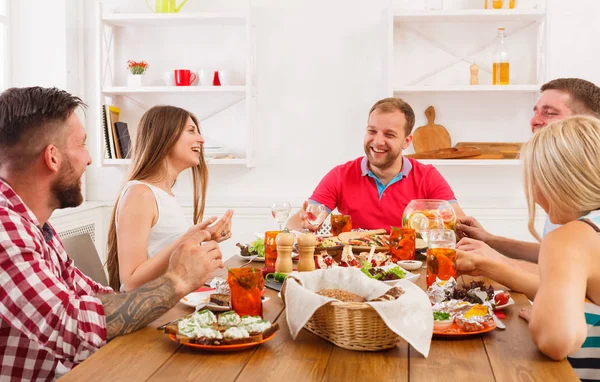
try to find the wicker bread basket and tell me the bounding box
[282,277,401,351]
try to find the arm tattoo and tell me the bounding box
[98,276,179,340]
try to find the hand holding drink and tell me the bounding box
[425,229,457,288]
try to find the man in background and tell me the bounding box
[456,78,600,267]
[287,97,465,232]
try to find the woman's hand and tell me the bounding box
[456,249,484,277]
[206,209,234,243]
[457,237,507,263]
[519,307,533,322]
[183,209,234,243]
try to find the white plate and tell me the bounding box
[372,264,420,285]
[493,290,515,310]
[180,290,230,312]
[237,254,266,262]
[180,290,271,312]
[236,252,298,263]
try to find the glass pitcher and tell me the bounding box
[146,0,188,13]
[402,199,457,237]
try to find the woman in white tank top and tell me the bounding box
[456,116,600,374]
[105,106,234,292]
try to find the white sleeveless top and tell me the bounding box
[117,180,190,291]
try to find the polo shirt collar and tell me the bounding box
[360,156,413,178]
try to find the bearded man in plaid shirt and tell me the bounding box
[0,87,225,381]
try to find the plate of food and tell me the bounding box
[180,289,231,312]
[432,305,497,337]
[493,290,515,310]
[360,262,420,284]
[236,238,265,262]
[164,310,279,351]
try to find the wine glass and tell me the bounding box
[271,202,291,231]
[304,203,327,233]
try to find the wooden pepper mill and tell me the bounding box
[275,230,295,274]
[470,63,479,85]
[296,232,316,272]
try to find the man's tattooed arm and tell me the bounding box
[97,275,180,340]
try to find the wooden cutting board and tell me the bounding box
[405,146,481,159]
[455,142,523,154]
[338,229,386,244]
[412,106,451,153]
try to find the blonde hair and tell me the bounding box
[105,105,208,291]
[522,115,600,241]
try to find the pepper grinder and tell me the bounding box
[275,230,295,274]
[297,232,316,272]
[470,63,479,85]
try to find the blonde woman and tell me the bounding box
[106,105,233,292]
[457,116,600,376]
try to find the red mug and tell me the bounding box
[174,69,196,86]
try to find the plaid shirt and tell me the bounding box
[0,179,113,381]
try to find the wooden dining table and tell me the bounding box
[60,256,579,382]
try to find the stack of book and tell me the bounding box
[102,105,131,159]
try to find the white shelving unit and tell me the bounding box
[388,3,546,165]
[96,4,255,168]
[393,84,541,93]
[393,9,545,22]
[102,86,246,95]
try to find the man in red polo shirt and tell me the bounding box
[287,97,465,232]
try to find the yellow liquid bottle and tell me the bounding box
[492,27,510,85]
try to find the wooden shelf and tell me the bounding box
[103,157,247,166]
[393,85,540,93]
[393,9,545,23]
[102,86,246,95]
[417,159,522,166]
[102,12,247,27]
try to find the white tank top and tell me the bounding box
[117,180,190,291]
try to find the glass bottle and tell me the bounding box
[492,27,510,85]
[492,0,503,9]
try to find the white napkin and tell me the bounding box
[283,267,433,357]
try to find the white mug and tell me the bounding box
[162,71,175,86]
[218,70,232,86]
[199,69,214,86]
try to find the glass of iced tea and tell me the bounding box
[330,214,352,236]
[264,230,281,269]
[425,229,457,288]
[390,227,416,261]
[227,268,264,317]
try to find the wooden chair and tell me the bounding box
[61,233,109,286]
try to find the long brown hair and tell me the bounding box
[105,105,208,291]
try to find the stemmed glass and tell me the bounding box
[271,202,291,231]
[304,203,327,233]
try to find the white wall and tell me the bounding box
[11,0,600,258]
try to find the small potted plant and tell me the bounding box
[126,60,149,87]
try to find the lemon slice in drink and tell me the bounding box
[408,212,430,234]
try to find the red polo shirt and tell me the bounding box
[309,156,457,231]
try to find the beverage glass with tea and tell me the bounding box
[390,227,416,262]
[330,214,352,236]
[425,229,457,288]
[227,268,264,317]
[264,230,281,269]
